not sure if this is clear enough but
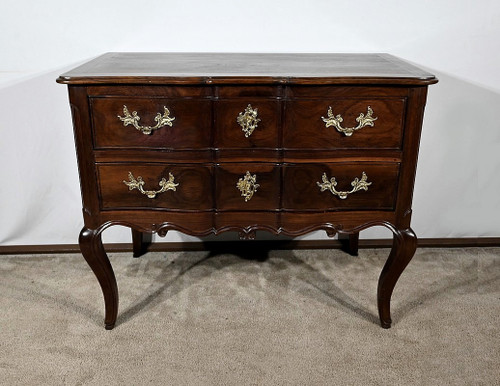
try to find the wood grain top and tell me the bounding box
[57,53,437,85]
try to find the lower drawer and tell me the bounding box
[97,164,213,210]
[97,161,399,212]
[282,162,400,211]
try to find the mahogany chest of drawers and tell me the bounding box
[57,53,437,329]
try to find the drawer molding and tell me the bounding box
[317,171,372,200]
[123,171,178,199]
[321,105,377,137]
[118,105,175,135]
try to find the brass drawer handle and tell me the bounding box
[317,172,372,199]
[321,106,377,136]
[123,172,178,199]
[118,105,175,135]
[237,104,261,138]
[236,171,260,202]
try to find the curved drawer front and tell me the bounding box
[90,97,212,149]
[215,99,279,148]
[215,163,280,211]
[98,164,213,210]
[282,162,400,211]
[284,98,405,149]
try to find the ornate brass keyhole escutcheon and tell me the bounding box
[236,171,260,202]
[237,104,261,138]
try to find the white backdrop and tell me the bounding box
[1,0,499,245]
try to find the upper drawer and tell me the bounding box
[90,97,212,149]
[215,99,279,149]
[284,98,406,149]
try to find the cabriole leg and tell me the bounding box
[339,232,359,256]
[377,227,417,328]
[79,227,118,330]
[132,229,151,258]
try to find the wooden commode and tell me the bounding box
[57,53,437,329]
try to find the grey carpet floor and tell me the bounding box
[0,247,498,385]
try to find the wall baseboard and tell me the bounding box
[1,238,498,255]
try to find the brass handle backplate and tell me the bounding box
[123,172,178,199]
[317,172,372,199]
[236,171,260,202]
[118,105,175,135]
[321,106,377,136]
[237,104,261,138]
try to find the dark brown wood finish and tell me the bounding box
[215,163,281,211]
[339,233,360,256]
[282,162,400,211]
[131,228,151,257]
[215,99,280,149]
[284,97,406,149]
[58,53,437,329]
[378,228,417,328]
[57,53,437,85]
[97,164,213,210]
[91,97,212,149]
[79,227,118,330]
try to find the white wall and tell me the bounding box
[1,0,499,245]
